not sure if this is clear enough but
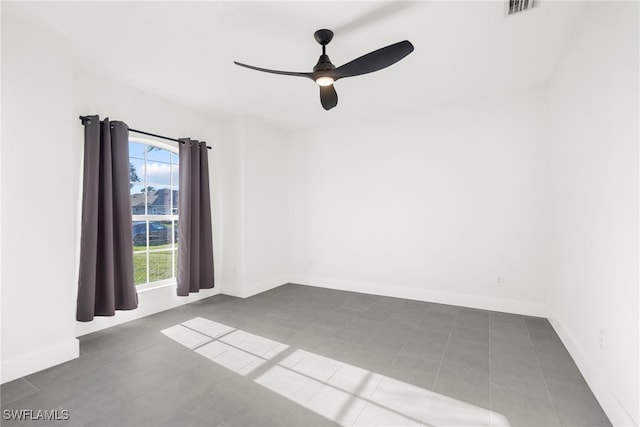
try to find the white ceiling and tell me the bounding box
[5,1,586,129]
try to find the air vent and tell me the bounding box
[506,0,536,16]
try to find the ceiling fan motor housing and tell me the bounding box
[313,54,336,73]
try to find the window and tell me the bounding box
[129,138,179,290]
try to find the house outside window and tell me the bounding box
[129,138,179,290]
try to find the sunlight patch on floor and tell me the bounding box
[162,317,511,427]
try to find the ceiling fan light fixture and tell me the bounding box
[315,76,334,86]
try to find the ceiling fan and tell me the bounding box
[234,29,414,111]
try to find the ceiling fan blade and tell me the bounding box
[331,40,414,80]
[320,84,338,110]
[234,61,312,79]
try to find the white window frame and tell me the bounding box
[130,136,179,292]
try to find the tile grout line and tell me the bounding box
[179,322,237,350]
[23,377,40,392]
[431,309,457,387]
[488,314,494,427]
[525,320,563,427]
[426,307,458,424]
[414,304,437,426]
[380,304,428,425]
[328,371,375,427]
[0,378,40,409]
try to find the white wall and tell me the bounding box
[220,116,289,298]
[1,14,78,382]
[218,117,245,294]
[243,118,289,292]
[547,2,639,425]
[288,88,549,316]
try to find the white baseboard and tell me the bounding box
[290,275,547,317]
[548,312,638,427]
[223,275,288,299]
[1,339,79,384]
[76,285,221,337]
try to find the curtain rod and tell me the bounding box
[78,116,211,149]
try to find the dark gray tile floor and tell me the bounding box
[1,284,611,426]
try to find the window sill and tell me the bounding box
[136,280,175,294]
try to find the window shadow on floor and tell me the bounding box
[162,316,511,427]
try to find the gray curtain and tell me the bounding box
[177,139,214,296]
[76,116,138,322]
